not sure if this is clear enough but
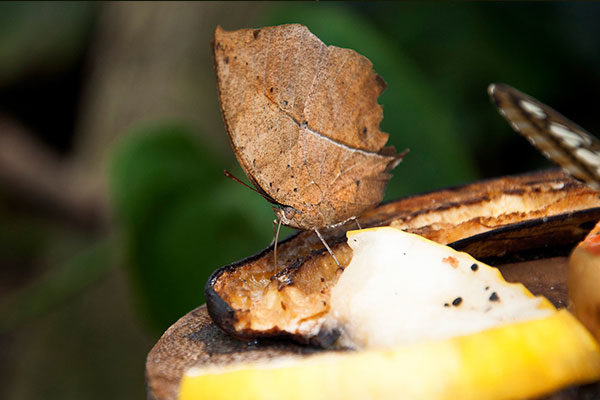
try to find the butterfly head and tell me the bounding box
[273,204,302,228]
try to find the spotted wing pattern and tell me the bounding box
[488,83,600,191]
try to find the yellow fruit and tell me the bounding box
[569,220,600,341]
[179,311,600,400]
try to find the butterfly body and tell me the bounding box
[488,83,600,191]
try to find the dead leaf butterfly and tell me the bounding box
[213,25,404,264]
[489,83,600,191]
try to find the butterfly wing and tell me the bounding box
[214,25,402,230]
[488,83,600,191]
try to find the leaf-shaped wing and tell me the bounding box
[214,25,401,229]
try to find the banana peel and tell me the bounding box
[206,170,600,342]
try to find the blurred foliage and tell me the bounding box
[0,2,97,85]
[0,236,113,334]
[1,3,600,399]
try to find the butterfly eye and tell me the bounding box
[273,204,301,219]
[282,205,301,218]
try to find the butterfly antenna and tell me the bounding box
[224,170,260,193]
[314,228,341,267]
[223,170,277,203]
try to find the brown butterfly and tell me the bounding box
[488,83,600,190]
[213,25,404,265]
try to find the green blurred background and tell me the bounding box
[1,2,599,398]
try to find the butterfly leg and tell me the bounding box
[354,217,362,230]
[270,219,279,246]
[272,218,283,272]
[314,228,341,267]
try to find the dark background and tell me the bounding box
[1,2,599,399]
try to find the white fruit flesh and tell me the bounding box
[325,227,554,349]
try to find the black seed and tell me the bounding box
[269,182,273,187]
[452,297,463,306]
[320,277,325,282]
[270,87,273,93]
[489,292,500,302]
[485,286,490,291]
[293,188,297,192]
[283,100,288,106]
[253,29,260,39]
[444,303,450,307]
[322,301,327,306]
[362,127,367,134]
[471,263,478,271]
[224,56,229,64]
[356,180,361,187]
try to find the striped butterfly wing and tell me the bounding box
[488,83,600,191]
